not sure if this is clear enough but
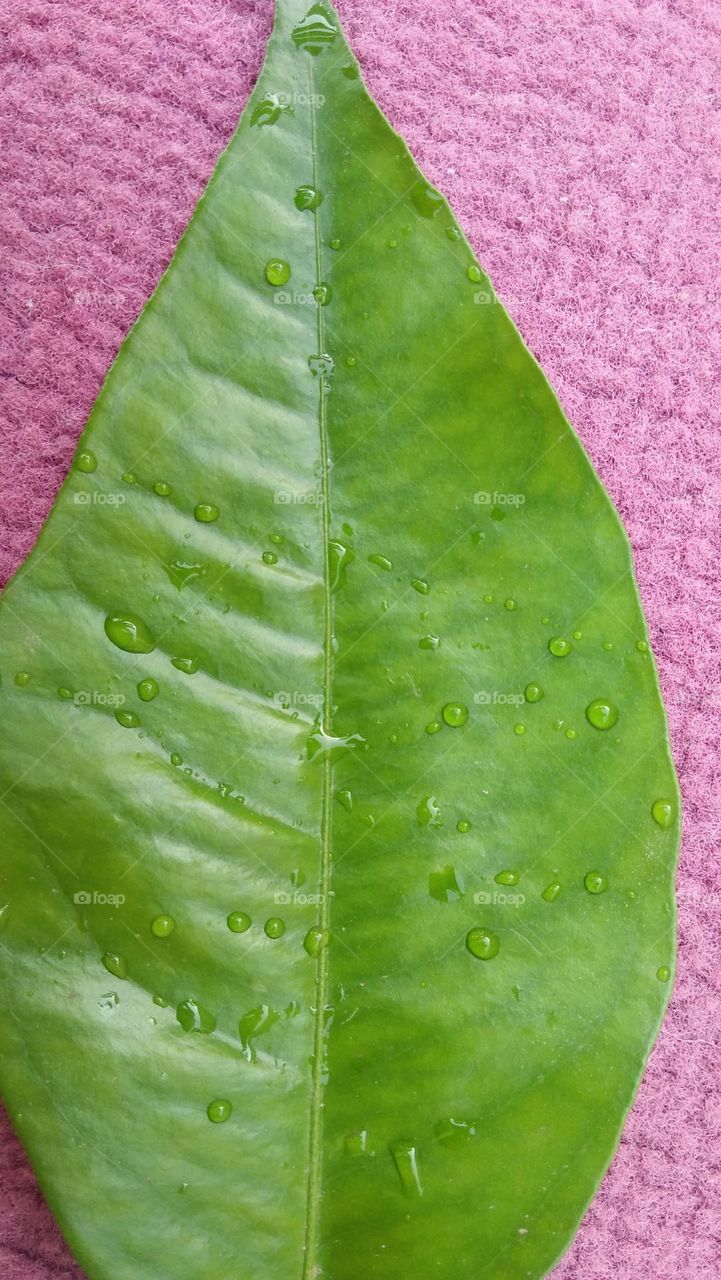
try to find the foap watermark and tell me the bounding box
[274,490,321,506]
[274,290,317,307]
[277,90,326,109]
[73,491,126,507]
[72,289,126,308]
[73,890,126,907]
[474,491,525,507]
[473,889,525,907]
[273,690,323,711]
[273,890,325,906]
[74,690,126,708]
[474,691,525,707]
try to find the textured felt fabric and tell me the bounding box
[0,0,719,1276]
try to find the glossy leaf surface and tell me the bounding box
[0,3,679,1279]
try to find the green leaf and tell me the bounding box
[0,3,679,1278]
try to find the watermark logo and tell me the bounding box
[74,690,126,708]
[274,490,321,505]
[473,890,525,907]
[474,491,525,507]
[474,691,524,707]
[73,491,126,507]
[273,690,324,711]
[73,890,126,907]
[273,890,325,906]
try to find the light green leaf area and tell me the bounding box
[0,3,679,1279]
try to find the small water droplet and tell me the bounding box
[389,1140,423,1197]
[194,503,219,523]
[328,539,354,590]
[151,914,175,938]
[504,598,517,611]
[584,871,608,895]
[602,640,614,651]
[585,698,619,730]
[264,917,286,939]
[227,910,251,933]
[573,629,583,640]
[102,952,127,980]
[309,353,335,388]
[651,798,675,829]
[428,865,464,902]
[513,723,527,736]
[442,703,468,727]
[295,184,323,211]
[425,721,441,735]
[329,237,342,250]
[104,612,155,654]
[411,578,429,594]
[541,881,562,902]
[336,789,353,812]
[137,677,159,702]
[368,553,392,571]
[411,181,443,218]
[345,355,357,367]
[58,687,73,700]
[171,656,199,674]
[483,593,494,604]
[207,1098,232,1124]
[122,471,136,484]
[170,752,183,767]
[345,1130,369,1156]
[303,925,329,957]
[239,1004,279,1055]
[419,633,440,651]
[313,282,332,306]
[115,709,140,728]
[548,637,572,657]
[176,999,216,1034]
[524,683,544,703]
[265,259,291,286]
[76,449,97,473]
[457,819,471,833]
[656,965,671,983]
[98,991,119,1012]
[262,551,278,566]
[636,639,649,653]
[466,928,500,961]
[495,870,519,886]
[416,795,441,827]
[467,265,482,283]
[14,671,31,687]
[153,480,172,497]
[341,62,359,79]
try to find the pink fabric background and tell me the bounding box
[1,0,719,1275]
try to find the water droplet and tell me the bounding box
[171,656,199,674]
[513,723,527,736]
[151,914,175,938]
[14,671,31,687]
[524,683,544,703]
[411,182,443,218]
[651,798,675,829]
[328,539,354,590]
[227,910,251,933]
[548,637,572,657]
[345,1130,369,1156]
[466,928,500,961]
[442,702,468,727]
[309,353,335,389]
[467,264,482,283]
[434,1116,476,1144]
[504,598,517,611]
[303,925,329,956]
[262,551,278,566]
[345,355,357,367]
[58,687,73,700]
[207,1098,232,1124]
[170,752,183,767]
[411,578,429,594]
[122,471,136,484]
[194,503,219,523]
[416,795,441,827]
[265,259,291,286]
[329,238,342,250]
[656,965,671,983]
[541,881,562,902]
[584,871,608,895]
[495,870,519,886]
[389,1140,423,1197]
[98,991,119,1012]
[115,709,140,729]
[573,629,583,641]
[602,640,614,651]
[565,727,577,739]
[250,93,294,128]
[428,865,464,903]
[307,717,365,762]
[104,612,155,654]
[137,677,159,702]
[457,819,471,833]
[585,698,619,730]
[313,282,332,306]
[636,639,649,653]
[341,62,359,79]
[153,480,172,497]
[446,226,461,241]
[336,789,353,812]
[75,449,97,473]
[368,553,392,571]
[176,999,216,1034]
[294,184,323,211]
[101,952,127,980]
[419,633,440,651]
[483,593,494,604]
[291,5,338,54]
[264,917,285,939]
[239,1004,279,1055]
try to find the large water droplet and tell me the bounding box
[265,259,291,286]
[14,671,31,687]
[151,914,175,938]
[153,480,172,497]
[137,677,159,702]
[585,699,619,730]
[239,1004,279,1057]
[307,717,365,762]
[541,881,562,902]
[75,449,97,473]
[227,910,251,933]
[291,5,338,54]
[250,93,294,128]
[176,999,216,1034]
[295,184,323,211]
[495,870,519,886]
[416,795,441,827]
[411,182,443,218]
[524,682,544,703]
[368,553,392,571]
[336,789,353,812]
[442,702,468,727]
[313,282,332,306]
[264,917,286,939]
[171,656,199,675]
[584,871,608,895]
[428,865,464,903]
[104,612,155,654]
[651,798,675,829]
[389,1141,423,1197]
[419,633,440,651]
[328,539,354,591]
[656,965,671,983]
[466,928,500,960]
[548,637,572,657]
[101,952,127,979]
[303,925,329,957]
[207,1098,232,1124]
[194,503,219,523]
[115,709,140,729]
